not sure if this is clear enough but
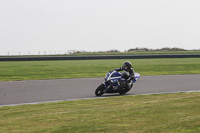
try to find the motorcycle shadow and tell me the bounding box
[98,93,133,97]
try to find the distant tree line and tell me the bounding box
[127,47,186,52]
[105,47,187,52]
[70,47,196,54]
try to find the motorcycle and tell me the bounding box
[95,70,140,96]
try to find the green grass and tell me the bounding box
[0,58,200,81]
[1,58,200,132]
[0,92,200,132]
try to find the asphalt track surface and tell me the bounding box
[0,74,200,106]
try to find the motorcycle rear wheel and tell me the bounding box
[119,83,133,95]
[95,83,105,96]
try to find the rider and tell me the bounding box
[113,61,135,89]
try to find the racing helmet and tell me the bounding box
[122,61,132,71]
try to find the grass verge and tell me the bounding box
[0,58,200,81]
[0,92,200,132]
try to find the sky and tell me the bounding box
[0,0,200,55]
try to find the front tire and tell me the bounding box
[95,83,105,96]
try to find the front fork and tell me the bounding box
[103,81,111,92]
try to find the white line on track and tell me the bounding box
[1,90,200,107]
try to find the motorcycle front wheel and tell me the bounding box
[95,83,105,96]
